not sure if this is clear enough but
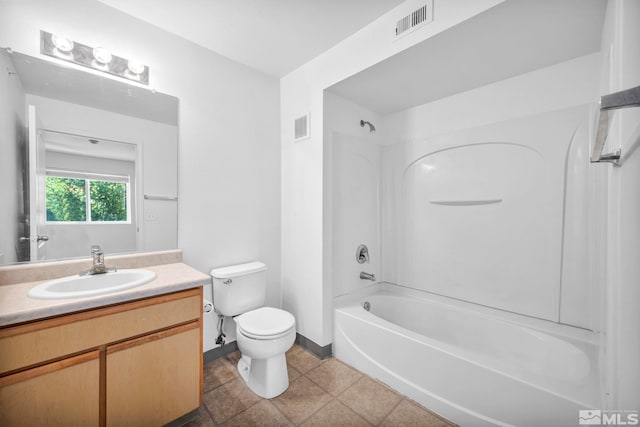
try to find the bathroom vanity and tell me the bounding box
[0,251,208,426]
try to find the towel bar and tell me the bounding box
[144,194,178,201]
[591,85,640,165]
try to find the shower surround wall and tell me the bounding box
[386,106,591,325]
[326,93,382,300]
[329,52,600,330]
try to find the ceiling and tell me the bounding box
[328,0,606,114]
[98,0,405,78]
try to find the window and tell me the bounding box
[45,170,130,223]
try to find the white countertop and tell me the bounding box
[0,262,210,327]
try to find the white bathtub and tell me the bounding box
[334,283,600,427]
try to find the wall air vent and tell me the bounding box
[294,113,310,142]
[395,0,434,38]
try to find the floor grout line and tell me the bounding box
[270,398,297,426]
[292,395,336,426]
[201,403,217,426]
[376,396,404,426]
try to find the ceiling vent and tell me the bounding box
[294,113,310,142]
[396,1,434,38]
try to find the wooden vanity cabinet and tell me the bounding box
[0,287,203,427]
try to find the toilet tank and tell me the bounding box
[210,261,267,317]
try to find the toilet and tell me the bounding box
[210,261,296,398]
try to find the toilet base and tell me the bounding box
[237,353,289,399]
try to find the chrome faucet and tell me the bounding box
[80,245,110,276]
[360,271,376,281]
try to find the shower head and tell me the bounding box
[360,120,376,133]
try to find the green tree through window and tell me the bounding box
[90,181,127,221]
[45,174,129,223]
[46,177,86,221]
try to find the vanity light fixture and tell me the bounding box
[40,30,149,85]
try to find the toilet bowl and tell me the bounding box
[235,307,296,398]
[210,262,296,399]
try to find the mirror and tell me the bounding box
[0,49,179,265]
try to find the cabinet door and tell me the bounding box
[106,323,201,427]
[0,351,100,427]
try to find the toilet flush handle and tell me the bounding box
[222,279,232,285]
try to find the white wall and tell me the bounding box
[0,1,282,320]
[599,0,640,410]
[0,51,25,264]
[282,0,505,347]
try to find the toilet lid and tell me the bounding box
[236,307,295,338]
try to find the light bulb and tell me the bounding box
[92,47,112,65]
[127,60,145,75]
[51,34,74,52]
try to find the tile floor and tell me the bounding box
[183,345,456,427]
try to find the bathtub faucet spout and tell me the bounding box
[360,271,376,281]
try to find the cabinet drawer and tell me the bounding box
[0,288,201,374]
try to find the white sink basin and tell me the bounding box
[28,269,157,299]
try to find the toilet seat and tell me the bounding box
[236,307,295,340]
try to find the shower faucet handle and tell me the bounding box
[356,244,370,264]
